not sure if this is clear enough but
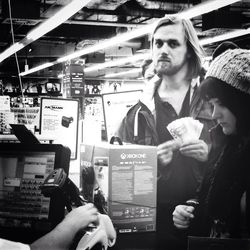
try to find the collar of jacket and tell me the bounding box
[139,75,200,115]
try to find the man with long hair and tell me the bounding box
[116,15,219,249]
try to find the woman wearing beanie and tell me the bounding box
[172,48,250,239]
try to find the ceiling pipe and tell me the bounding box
[115,0,169,18]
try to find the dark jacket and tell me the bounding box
[192,127,250,238]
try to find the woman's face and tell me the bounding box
[209,98,237,135]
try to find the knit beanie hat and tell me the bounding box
[212,41,239,60]
[205,48,250,94]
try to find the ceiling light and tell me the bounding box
[56,26,154,63]
[19,0,242,76]
[84,54,147,73]
[200,28,250,45]
[0,0,92,63]
[104,68,141,79]
[19,62,54,76]
[0,43,25,63]
[26,0,92,41]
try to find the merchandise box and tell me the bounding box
[80,142,157,233]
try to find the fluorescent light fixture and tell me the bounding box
[0,0,92,63]
[19,62,54,76]
[26,0,92,41]
[0,43,25,62]
[104,68,141,78]
[200,27,250,45]
[84,53,147,73]
[56,25,155,63]
[19,0,242,76]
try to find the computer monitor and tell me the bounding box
[0,143,71,243]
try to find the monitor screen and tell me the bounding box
[0,143,71,243]
[102,90,142,142]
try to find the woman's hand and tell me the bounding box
[172,205,195,230]
[179,139,209,162]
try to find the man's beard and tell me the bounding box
[155,62,177,76]
[155,59,188,76]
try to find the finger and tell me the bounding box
[158,148,173,158]
[180,139,199,146]
[180,144,200,150]
[174,222,190,229]
[174,225,189,229]
[181,140,206,149]
[90,213,99,222]
[173,217,191,227]
[180,209,194,219]
[180,151,206,161]
[179,149,197,157]
[180,149,201,155]
[182,139,204,145]
[159,157,172,165]
[158,140,180,150]
[173,216,191,228]
[158,152,173,165]
[173,206,194,219]
[185,206,195,214]
[180,143,204,152]
[180,146,207,155]
[84,203,95,209]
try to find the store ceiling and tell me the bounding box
[0,0,249,84]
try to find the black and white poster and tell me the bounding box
[40,97,79,159]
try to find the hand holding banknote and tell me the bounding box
[166,117,208,162]
[157,139,182,165]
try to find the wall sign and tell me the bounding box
[40,97,79,159]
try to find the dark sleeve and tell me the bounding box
[114,116,134,144]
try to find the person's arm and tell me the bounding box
[30,203,98,250]
[0,238,30,250]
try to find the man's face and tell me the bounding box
[152,22,190,76]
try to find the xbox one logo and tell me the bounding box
[120,153,126,159]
